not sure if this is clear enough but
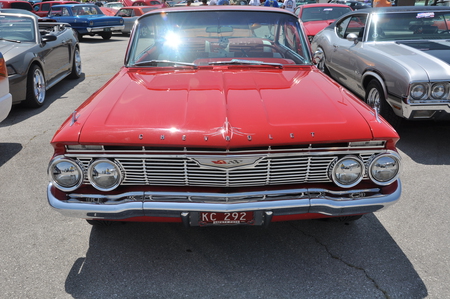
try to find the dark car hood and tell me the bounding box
[54,67,391,148]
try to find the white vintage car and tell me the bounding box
[311,6,450,127]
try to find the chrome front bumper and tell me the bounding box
[87,25,124,33]
[47,180,402,224]
[398,99,450,119]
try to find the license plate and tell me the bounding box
[200,212,254,225]
[104,28,111,32]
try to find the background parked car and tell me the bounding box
[295,3,352,42]
[104,1,124,9]
[115,6,159,35]
[311,6,450,127]
[0,52,12,122]
[100,1,123,15]
[0,0,33,11]
[47,3,124,40]
[0,11,81,107]
[33,1,79,17]
[328,0,372,10]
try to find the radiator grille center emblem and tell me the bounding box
[191,157,263,170]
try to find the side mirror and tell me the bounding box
[313,48,323,65]
[346,33,359,44]
[42,34,57,43]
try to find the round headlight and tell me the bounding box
[88,159,123,191]
[331,156,365,188]
[49,157,83,192]
[410,84,427,100]
[431,83,446,99]
[369,154,400,185]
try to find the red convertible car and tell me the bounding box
[47,6,401,227]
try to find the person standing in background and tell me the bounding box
[264,0,278,7]
[248,0,260,5]
[282,0,294,12]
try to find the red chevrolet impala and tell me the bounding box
[47,6,401,227]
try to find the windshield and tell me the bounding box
[126,10,311,67]
[0,14,35,42]
[72,6,103,16]
[300,6,352,22]
[367,11,450,41]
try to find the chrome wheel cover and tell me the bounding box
[366,87,381,114]
[74,50,82,76]
[33,68,46,104]
[316,48,326,72]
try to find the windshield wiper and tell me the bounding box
[133,60,197,68]
[208,59,283,68]
[0,37,21,43]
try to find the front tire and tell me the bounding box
[74,29,83,41]
[86,219,116,226]
[24,65,46,108]
[68,47,82,79]
[365,79,402,128]
[100,32,112,40]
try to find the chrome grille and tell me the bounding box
[75,152,378,187]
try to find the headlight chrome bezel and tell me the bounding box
[87,158,124,192]
[330,155,365,188]
[368,152,401,186]
[330,152,401,188]
[409,81,450,102]
[48,157,84,192]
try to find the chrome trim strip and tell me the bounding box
[65,149,391,159]
[65,144,388,154]
[47,180,401,220]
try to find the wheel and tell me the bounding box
[100,32,112,40]
[86,219,116,226]
[24,65,46,108]
[365,79,402,129]
[68,47,82,79]
[320,215,363,222]
[74,29,83,41]
[316,47,330,76]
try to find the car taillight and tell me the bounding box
[0,52,7,78]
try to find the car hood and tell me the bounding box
[303,20,335,36]
[0,42,31,60]
[54,67,390,148]
[364,40,450,79]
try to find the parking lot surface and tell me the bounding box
[0,35,448,298]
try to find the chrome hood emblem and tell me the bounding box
[207,118,253,142]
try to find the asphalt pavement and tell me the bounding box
[0,34,448,298]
